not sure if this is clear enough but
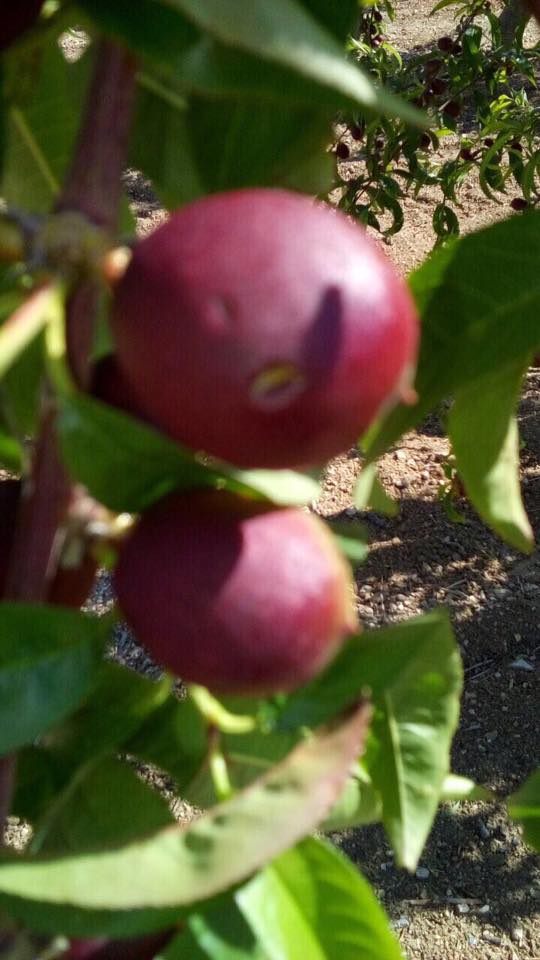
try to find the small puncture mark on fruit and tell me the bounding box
[249,363,307,411]
[204,297,235,333]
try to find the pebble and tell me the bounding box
[467,935,478,947]
[510,657,534,671]
[456,902,470,914]
[395,450,407,461]
[392,917,410,930]
[477,820,491,840]
[415,867,430,880]
[478,904,490,915]
[481,931,501,945]
[511,925,524,943]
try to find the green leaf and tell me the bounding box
[57,392,222,513]
[84,0,418,121]
[449,361,534,553]
[130,84,204,210]
[320,762,382,831]
[0,428,21,471]
[353,462,398,516]
[232,469,319,507]
[125,696,209,797]
[2,41,91,211]
[165,896,269,959]
[279,612,462,869]
[167,0,421,121]
[47,663,172,767]
[279,611,457,732]
[0,605,106,755]
[31,758,175,856]
[325,518,369,567]
[507,768,540,852]
[0,282,60,381]
[58,391,318,512]
[440,774,490,803]
[363,615,463,870]
[237,837,403,960]
[367,212,540,458]
[0,703,370,910]
[78,0,199,64]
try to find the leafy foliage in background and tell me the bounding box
[336,0,540,241]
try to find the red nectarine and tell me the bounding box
[114,490,357,695]
[111,189,418,469]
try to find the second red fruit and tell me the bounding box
[114,490,357,695]
[111,189,418,469]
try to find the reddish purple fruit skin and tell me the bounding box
[114,490,357,695]
[1,0,43,52]
[111,189,418,469]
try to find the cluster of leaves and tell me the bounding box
[335,0,540,241]
[0,1,538,957]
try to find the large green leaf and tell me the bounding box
[508,768,540,852]
[165,897,269,959]
[237,838,403,960]
[0,605,106,756]
[167,0,419,120]
[31,758,175,856]
[367,212,540,458]
[0,704,370,910]
[449,360,533,552]
[1,41,91,211]
[58,391,319,512]
[279,612,462,869]
[278,611,457,731]
[363,616,462,870]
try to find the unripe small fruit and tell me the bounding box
[429,77,447,96]
[111,189,418,470]
[510,140,523,152]
[459,147,474,162]
[114,490,357,695]
[510,197,528,211]
[335,141,350,160]
[419,133,431,150]
[0,0,43,52]
[350,124,365,141]
[437,35,454,52]
[484,137,495,148]
[443,99,461,118]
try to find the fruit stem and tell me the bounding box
[1,40,137,828]
[189,685,257,734]
[208,729,233,802]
